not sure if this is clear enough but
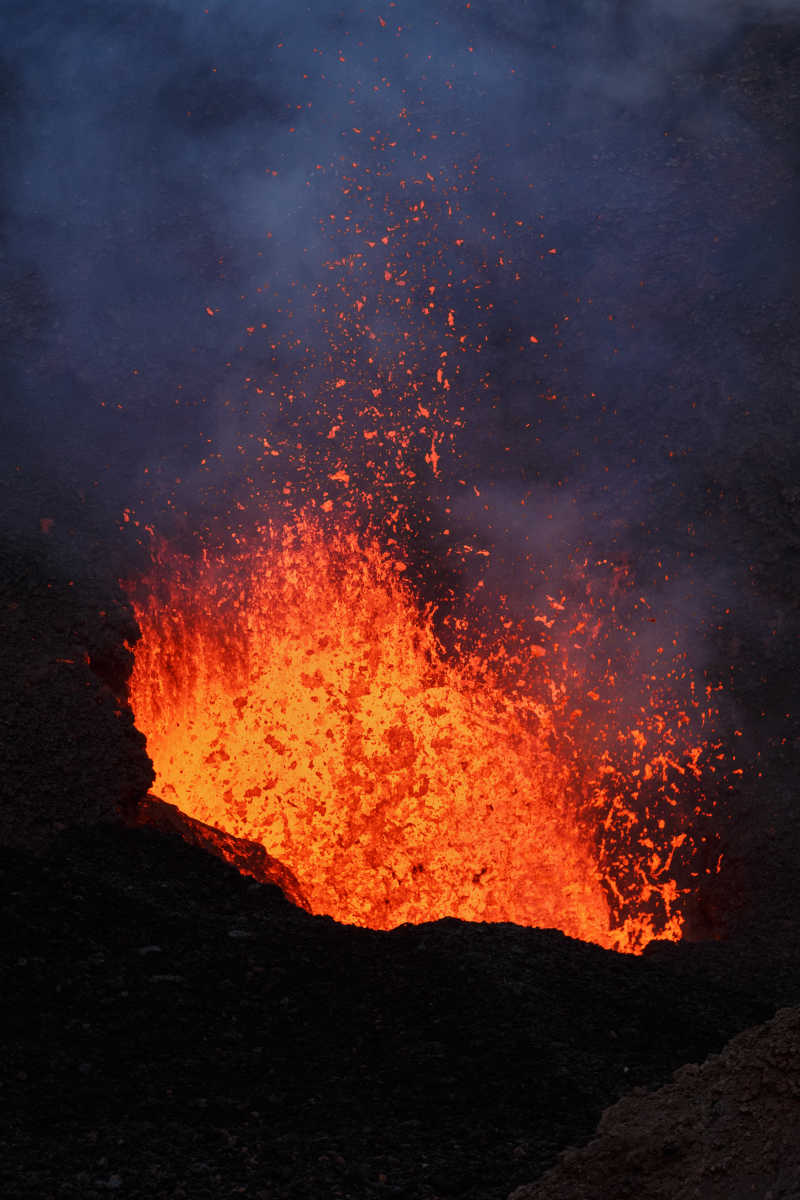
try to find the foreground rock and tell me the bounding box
[510,1006,800,1200]
[0,529,153,849]
[130,793,311,913]
[3,821,798,1200]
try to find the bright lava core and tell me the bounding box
[126,514,723,954]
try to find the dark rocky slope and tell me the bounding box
[510,1005,800,1200]
[3,820,799,1200]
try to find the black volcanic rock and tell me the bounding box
[510,1005,800,1200]
[0,523,153,850]
[129,793,312,914]
[2,821,795,1200]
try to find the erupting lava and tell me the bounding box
[124,68,727,953]
[127,515,722,954]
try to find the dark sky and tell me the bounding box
[2,1,799,624]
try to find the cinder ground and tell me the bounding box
[510,1005,800,1200]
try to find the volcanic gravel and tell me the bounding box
[3,822,800,1200]
[510,1004,800,1200]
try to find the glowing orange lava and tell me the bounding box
[126,514,721,954]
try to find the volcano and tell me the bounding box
[3,2,800,1197]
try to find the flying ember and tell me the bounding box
[126,514,723,954]
[125,140,726,954]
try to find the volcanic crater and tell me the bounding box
[4,4,800,1198]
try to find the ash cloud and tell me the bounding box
[1,0,798,636]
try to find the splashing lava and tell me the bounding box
[126,514,724,954]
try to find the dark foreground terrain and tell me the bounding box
[3,818,800,1200]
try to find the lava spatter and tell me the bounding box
[126,515,722,954]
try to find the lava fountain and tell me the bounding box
[126,513,723,954]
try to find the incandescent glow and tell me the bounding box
[126,515,723,954]
[123,106,727,954]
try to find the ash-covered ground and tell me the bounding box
[3,2,800,1197]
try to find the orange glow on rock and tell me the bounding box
[126,515,722,954]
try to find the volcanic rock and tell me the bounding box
[129,792,311,913]
[0,525,153,849]
[508,1006,800,1200]
[2,820,794,1200]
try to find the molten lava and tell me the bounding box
[126,515,722,954]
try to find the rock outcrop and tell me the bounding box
[129,793,311,913]
[510,1006,800,1200]
[0,533,153,848]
